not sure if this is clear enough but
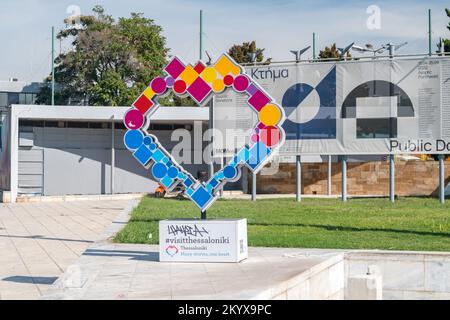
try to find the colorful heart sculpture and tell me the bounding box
[123,53,285,211]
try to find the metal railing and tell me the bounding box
[240,52,450,67]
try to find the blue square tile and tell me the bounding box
[184,178,194,188]
[247,160,258,170]
[191,186,213,209]
[161,176,173,188]
[184,178,193,188]
[151,149,165,162]
[248,142,270,167]
[133,145,153,166]
[209,178,218,188]
[246,155,256,167]
[237,148,250,162]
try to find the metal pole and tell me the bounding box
[428,9,432,56]
[296,155,301,202]
[439,155,445,204]
[208,161,214,179]
[208,93,214,179]
[341,155,347,202]
[241,167,248,194]
[251,172,256,201]
[201,210,206,220]
[111,119,115,195]
[327,155,332,196]
[389,154,395,203]
[389,44,395,58]
[312,32,316,59]
[51,26,55,106]
[199,10,203,60]
[219,156,224,197]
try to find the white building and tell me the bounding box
[0,104,211,203]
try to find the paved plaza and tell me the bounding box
[0,199,133,299]
[2,196,450,300]
[43,244,344,300]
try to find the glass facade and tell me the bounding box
[0,92,37,107]
[0,88,39,150]
[0,81,41,152]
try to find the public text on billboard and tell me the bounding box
[213,57,450,156]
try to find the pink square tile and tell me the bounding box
[187,77,212,103]
[248,90,270,111]
[165,57,185,79]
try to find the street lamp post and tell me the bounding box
[352,42,407,59]
[288,46,310,203]
[384,42,408,58]
[338,42,355,60]
[352,44,385,58]
[290,46,311,62]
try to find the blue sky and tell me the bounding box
[0,0,449,82]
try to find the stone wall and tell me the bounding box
[345,251,450,300]
[251,161,450,196]
[269,253,345,300]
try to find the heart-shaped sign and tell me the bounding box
[165,245,179,257]
[123,53,285,211]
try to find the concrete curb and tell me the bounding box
[97,196,142,243]
[16,193,146,203]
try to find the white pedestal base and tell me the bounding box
[159,219,248,263]
[347,274,383,300]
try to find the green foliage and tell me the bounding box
[447,8,450,31]
[115,196,450,251]
[444,39,450,52]
[438,8,450,53]
[318,43,352,61]
[37,6,170,106]
[228,41,271,64]
[158,91,197,107]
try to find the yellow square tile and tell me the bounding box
[179,65,198,86]
[214,55,241,77]
[143,87,155,99]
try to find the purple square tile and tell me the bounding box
[248,90,270,111]
[165,57,185,79]
[187,77,212,103]
[246,83,258,95]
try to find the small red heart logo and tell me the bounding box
[165,245,179,257]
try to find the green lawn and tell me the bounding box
[114,196,450,251]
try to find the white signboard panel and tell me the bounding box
[213,57,450,156]
[159,219,248,263]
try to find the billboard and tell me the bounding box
[213,56,450,156]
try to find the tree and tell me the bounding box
[37,6,171,106]
[228,41,271,64]
[447,8,450,31]
[437,8,450,53]
[438,39,450,53]
[318,43,352,61]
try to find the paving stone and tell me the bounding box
[0,199,132,300]
[43,243,343,300]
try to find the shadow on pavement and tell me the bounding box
[2,276,58,285]
[0,234,94,243]
[82,248,159,262]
